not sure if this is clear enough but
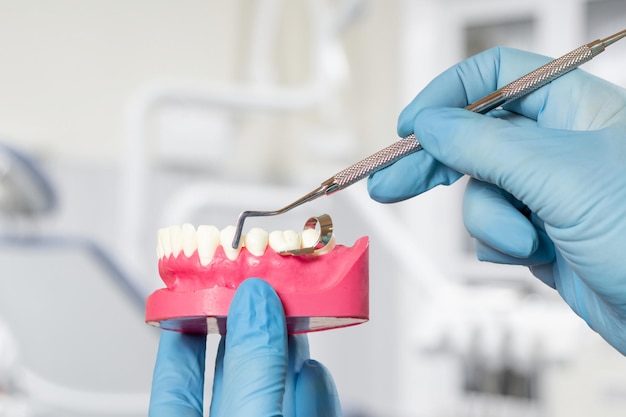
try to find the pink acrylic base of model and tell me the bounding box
[145,236,369,334]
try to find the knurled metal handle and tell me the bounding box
[332,134,422,189]
[330,42,597,191]
[501,45,594,101]
[466,44,596,113]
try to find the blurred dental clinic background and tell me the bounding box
[1,0,625,416]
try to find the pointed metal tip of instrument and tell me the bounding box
[601,29,626,48]
[232,212,247,249]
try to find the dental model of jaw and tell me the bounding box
[145,215,369,334]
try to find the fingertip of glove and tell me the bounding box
[299,359,337,390]
[397,107,416,138]
[302,359,323,370]
[227,278,286,348]
[529,263,557,289]
[366,169,412,204]
[229,277,284,319]
[296,359,341,415]
[474,240,535,263]
[471,217,538,259]
[233,277,279,303]
[463,182,539,258]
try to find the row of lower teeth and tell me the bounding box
[157,224,321,265]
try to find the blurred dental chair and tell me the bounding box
[0,141,156,416]
[0,143,55,220]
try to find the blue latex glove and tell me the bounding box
[368,47,626,354]
[149,278,342,416]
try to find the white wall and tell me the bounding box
[0,0,401,166]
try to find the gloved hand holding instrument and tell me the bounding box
[368,41,626,354]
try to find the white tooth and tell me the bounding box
[182,223,197,258]
[220,225,242,261]
[245,227,268,256]
[301,228,320,248]
[169,225,183,257]
[158,228,172,258]
[197,225,220,266]
[269,230,301,252]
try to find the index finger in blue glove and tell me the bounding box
[211,278,288,417]
[400,46,625,132]
[397,47,552,137]
[149,331,206,417]
[367,149,461,203]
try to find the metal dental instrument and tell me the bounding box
[278,214,336,256]
[232,28,626,249]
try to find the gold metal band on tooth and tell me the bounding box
[278,214,335,257]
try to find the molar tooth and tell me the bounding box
[245,227,269,256]
[301,228,321,249]
[220,225,242,261]
[269,230,301,252]
[169,225,183,257]
[182,223,198,258]
[197,225,220,266]
[158,228,172,258]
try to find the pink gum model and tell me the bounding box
[145,236,369,334]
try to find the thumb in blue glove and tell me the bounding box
[149,278,342,416]
[369,46,626,354]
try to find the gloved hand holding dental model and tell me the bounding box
[149,278,341,417]
[369,46,626,354]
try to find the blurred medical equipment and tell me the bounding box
[230,27,626,249]
[0,143,55,227]
[0,141,157,416]
[0,317,26,417]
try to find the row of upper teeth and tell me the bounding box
[157,224,322,265]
